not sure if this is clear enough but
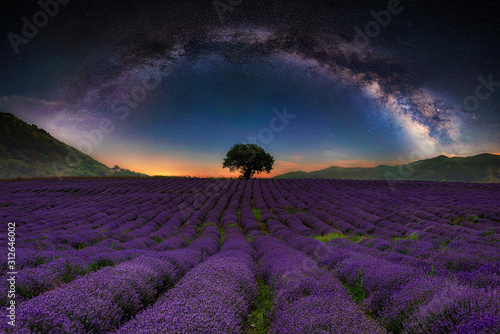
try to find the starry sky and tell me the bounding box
[1,0,499,177]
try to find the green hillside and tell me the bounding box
[275,154,500,183]
[0,112,148,179]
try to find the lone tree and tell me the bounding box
[223,144,274,179]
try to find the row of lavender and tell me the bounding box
[3,178,498,257]
[248,179,500,333]
[1,178,254,332]
[0,178,249,309]
[1,177,499,333]
[1,178,384,333]
[252,179,500,273]
[1,223,221,333]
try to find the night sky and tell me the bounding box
[1,0,499,177]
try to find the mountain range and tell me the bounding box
[2,111,499,182]
[0,112,147,179]
[274,154,500,183]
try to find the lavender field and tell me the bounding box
[1,178,500,333]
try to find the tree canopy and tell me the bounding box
[222,144,274,179]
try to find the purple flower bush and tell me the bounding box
[253,236,386,333]
[402,285,500,334]
[0,248,145,306]
[115,229,257,333]
[2,255,177,333]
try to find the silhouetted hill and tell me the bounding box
[0,112,148,179]
[274,154,500,183]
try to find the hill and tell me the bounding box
[0,112,148,179]
[274,154,500,183]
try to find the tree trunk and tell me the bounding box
[243,169,252,179]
